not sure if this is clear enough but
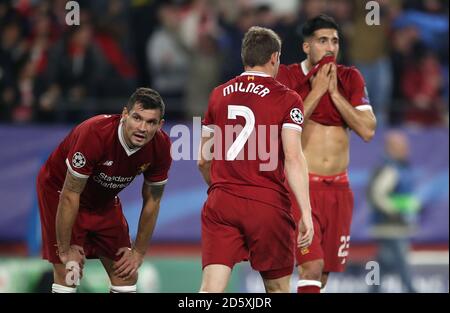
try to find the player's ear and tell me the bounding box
[270,52,278,65]
[158,118,165,129]
[303,41,310,55]
[122,107,129,118]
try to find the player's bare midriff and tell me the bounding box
[302,119,349,176]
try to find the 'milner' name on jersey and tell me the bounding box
[223,82,271,97]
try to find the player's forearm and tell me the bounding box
[55,193,80,253]
[198,160,212,186]
[303,89,325,119]
[284,153,312,219]
[331,93,376,142]
[134,202,160,255]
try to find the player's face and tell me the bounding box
[121,103,164,148]
[303,28,339,65]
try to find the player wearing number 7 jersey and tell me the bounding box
[197,26,313,293]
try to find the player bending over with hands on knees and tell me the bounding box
[37,88,172,293]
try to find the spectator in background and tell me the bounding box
[218,5,256,82]
[181,0,222,118]
[389,24,420,126]
[278,0,328,65]
[38,22,107,122]
[129,0,163,87]
[392,0,449,126]
[401,45,447,126]
[146,1,190,119]
[94,0,137,99]
[0,19,28,121]
[368,130,420,293]
[349,0,394,125]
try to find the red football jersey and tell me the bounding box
[40,114,172,212]
[277,60,372,127]
[202,71,304,210]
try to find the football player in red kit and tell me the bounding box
[37,88,172,293]
[277,15,376,293]
[198,26,314,293]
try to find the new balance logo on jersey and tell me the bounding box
[102,160,114,166]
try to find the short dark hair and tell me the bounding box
[301,14,340,39]
[126,87,165,118]
[241,26,282,67]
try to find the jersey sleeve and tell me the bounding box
[65,124,103,179]
[201,88,217,134]
[144,132,172,186]
[282,91,304,133]
[348,68,372,111]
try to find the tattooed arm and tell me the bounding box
[133,182,166,254]
[114,181,166,278]
[55,170,88,260]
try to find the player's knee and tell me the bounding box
[200,275,228,293]
[110,271,138,287]
[298,260,324,281]
[264,280,290,293]
[321,273,329,288]
[52,264,79,292]
[199,281,226,293]
[53,264,77,287]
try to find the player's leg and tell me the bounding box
[321,272,329,289]
[51,263,78,293]
[290,184,325,293]
[86,200,136,293]
[200,189,247,293]
[37,174,81,293]
[295,217,325,292]
[294,207,324,292]
[246,200,296,293]
[297,259,324,293]
[262,274,291,293]
[200,264,232,293]
[100,256,138,293]
[318,184,354,291]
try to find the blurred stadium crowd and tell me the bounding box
[0,0,448,126]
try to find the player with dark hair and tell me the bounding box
[198,26,313,293]
[37,87,172,293]
[277,14,377,293]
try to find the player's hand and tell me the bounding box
[311,63,332,96]
[58,245,85,265]
[58,245,85,280]
[328,63,339,96]
[113,247,145,280]
[297,216,314,248]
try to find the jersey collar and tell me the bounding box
[300,60,309,76]
[118,120,141,156]
[240,71,271,77]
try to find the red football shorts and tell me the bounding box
[202,188,296,280]
[37,171,131,264]
[291,172,354,273]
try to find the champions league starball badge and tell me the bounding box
[290,108,304,125]
[72,152,86,168]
